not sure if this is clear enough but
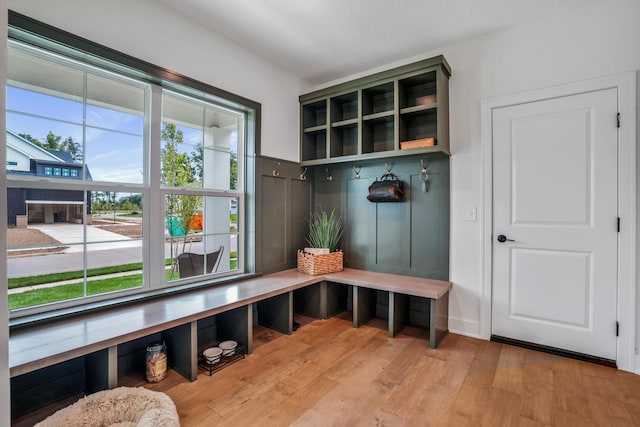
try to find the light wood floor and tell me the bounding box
[143,313,640,426]
[19,313,640,426]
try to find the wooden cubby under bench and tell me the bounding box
[9,268,451,421]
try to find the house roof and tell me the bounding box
[6,129,92,180]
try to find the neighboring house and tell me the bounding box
[6,130,92,227]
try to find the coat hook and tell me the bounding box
[326,168,333,181]
[420,159,429,192]
[353,165,361,179]
[272,162,280,177]
[384,162,392,176]
[300,167,308,181]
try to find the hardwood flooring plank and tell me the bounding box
[520,387,554,424]
[263,374,339,426]
[478,387,522,426]
[381,355,445,419]
[406,382,459,426]
[20,315,640,427]
[351,408,407,427]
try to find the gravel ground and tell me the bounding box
[7,228,67,257]
[8,228,60,248]
[93,219,143,238]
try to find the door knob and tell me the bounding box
[496,234,514,243]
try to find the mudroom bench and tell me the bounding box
[9,268,451,419]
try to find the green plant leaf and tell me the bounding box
[306,207,343,252]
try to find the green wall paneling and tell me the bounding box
[256,156,312,274]
[291,179,312,257]
[261,175,288,269]
[309,152,449,280]
[345,178,374,266]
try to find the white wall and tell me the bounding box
[1,0,10,423]
[8,0,309,162]
[313,0,640,343]
[7,0,640,373]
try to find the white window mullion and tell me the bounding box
[147,85,163,289]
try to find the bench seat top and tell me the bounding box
[9,268,451,377]
[325,269,451,299]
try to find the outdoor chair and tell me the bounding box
[178,245,223,278]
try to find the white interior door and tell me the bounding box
[491,88,618,360]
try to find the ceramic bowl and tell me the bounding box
[202,346,223,364]
[219,340,237,356]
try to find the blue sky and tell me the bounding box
[6,86,212,184]
[7,85,146,183]
[6,85,238,187]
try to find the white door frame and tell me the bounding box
[480,73,636,372]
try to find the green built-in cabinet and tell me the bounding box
[300,56,451,166]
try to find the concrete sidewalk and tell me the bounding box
[29,223,141,253]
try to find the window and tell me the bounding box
[161,92,244,280]
[6,23,257,317]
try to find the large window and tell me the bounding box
[6,27,256,317]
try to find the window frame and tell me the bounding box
[7,11,260,321]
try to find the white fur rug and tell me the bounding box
[35,387,180,427]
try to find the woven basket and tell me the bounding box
[297,250,343,275]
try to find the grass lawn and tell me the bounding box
[9,259,239,309]
[8,262,145,289]
[9,273,144,309]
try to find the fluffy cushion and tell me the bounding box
[35,387,180,427]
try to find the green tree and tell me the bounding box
[43,131,62,151]
[101,191,118,223]
[19,131,82,161]
[191,144,203,183]
[18,133,40,145]
[230,152,238,190]
[161,123,202,273]
[121,194,142,210]
[60,136,82,161]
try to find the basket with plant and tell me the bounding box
[297,208,344,275]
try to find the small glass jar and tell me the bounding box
[146,341,167,383]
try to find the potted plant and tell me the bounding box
[298,208,344,275]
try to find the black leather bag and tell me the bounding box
[367,174,404,202]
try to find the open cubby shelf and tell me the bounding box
[198,346,245,376]
[299,56,450,165]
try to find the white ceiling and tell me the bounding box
[160,0,600,86]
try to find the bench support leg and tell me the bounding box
[388,291,410,338]
[85,346,118,392]
[163,321,198,381]
[429,292,449,349]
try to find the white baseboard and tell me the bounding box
[448,316,483,339]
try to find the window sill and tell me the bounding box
[9,272,259,330]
